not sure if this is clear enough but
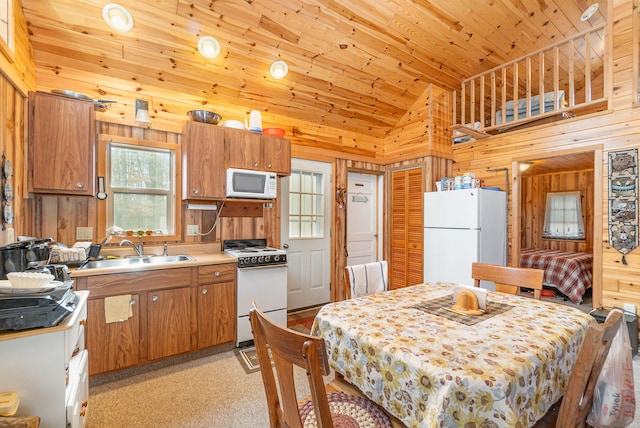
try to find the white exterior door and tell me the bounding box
[346,172,381,266]
[281,159,332,310]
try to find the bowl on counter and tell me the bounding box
[187,110,222,124]
[263,127,286,137]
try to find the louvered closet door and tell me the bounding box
[390,168,424,289]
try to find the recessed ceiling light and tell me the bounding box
[102,3,133,32]
[270,60,288,79]
[580,3,599,21]
[198,36,221,59]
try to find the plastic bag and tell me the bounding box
[587,309,636,427]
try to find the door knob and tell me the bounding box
[283,243,289,249]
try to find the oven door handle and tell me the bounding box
[237,264,287,271]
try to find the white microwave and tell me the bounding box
[226,168,277,199]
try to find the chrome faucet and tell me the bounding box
[119,238,144,256]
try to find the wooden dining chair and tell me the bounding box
[534,309,624,427]
[249,302,396,428]
[471,262,544,299]
[344,260,388,299]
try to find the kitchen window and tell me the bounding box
[101,138,181,239]
[543,191,585,239]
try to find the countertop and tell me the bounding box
[69,243,238,277]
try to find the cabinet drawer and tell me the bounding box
[64,297,87,362]
[66,349,89,428]
[198,264,236,284]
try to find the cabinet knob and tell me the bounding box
[76,182,84,188]
[80,319,86,326]
[152,295,158,302]
[253,162,259,167]
[215,271,221,277]
[130,299,136,305]
[267,163,272,168]
[193,189,200,195]
[201,288,208,295]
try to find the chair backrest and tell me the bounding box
[472,262,544,299]
[344,261,388,299]
[556,310,624,426]
[249,303,334,428]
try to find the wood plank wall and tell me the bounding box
[3,0,640,315]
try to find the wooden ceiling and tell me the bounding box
[20,0,607,137]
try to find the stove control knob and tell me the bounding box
[264,255,271,263]
[258,256,265,263]
[274,255,280,262]
[251,256,258,264]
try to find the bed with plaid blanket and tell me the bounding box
[519,248,593,303]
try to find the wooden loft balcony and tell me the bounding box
[452,24,609,143]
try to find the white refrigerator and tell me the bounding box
[423,188,507,289]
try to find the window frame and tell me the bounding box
[97,135,182,243]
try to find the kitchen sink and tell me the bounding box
[77,254,195,270]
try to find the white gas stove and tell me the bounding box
[224,239,288,347]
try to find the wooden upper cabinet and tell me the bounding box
[225,128,291,175]
[225,128,262,170]
[262,135,291,175]
[182,121,225,200]
[28,92,95,195]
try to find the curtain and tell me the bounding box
[543,191,585,239]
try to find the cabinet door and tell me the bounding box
[262,135,291,175]
[225,128,262,170]
[147,287,192,360]
[182,122,225,199]
[197,280,236,348]
[86,296,140,376]
[29,92,95,195]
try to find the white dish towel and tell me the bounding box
[346,261,388,298]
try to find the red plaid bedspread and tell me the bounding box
[520,248,593,304]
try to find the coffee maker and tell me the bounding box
[0,238,52,279]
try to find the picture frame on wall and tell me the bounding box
[0,0,14,63]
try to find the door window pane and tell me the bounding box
[289,169,325,238]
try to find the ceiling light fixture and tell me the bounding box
[102,3,134,32]
[519,162,532,172]
[198,36,221,59]
[270,60,288,79]
[135,99,151,124]
[580,3,599,21]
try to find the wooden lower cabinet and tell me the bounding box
[147,287,192,360]
[76,263,236,375]
[197,264,236,348]
[86,295,140,375]
[77,263,237,376]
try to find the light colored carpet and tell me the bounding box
[88,350,640,427]
[88,349,314,427]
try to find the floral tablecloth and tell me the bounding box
[311,282,594,427]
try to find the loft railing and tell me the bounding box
[452,23,608,141]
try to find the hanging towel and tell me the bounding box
[346,261,388,298]
[104,294,133,323]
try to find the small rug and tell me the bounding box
[234,346,263,374]
[299,391,392,427]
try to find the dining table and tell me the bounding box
[311,282,594,427]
